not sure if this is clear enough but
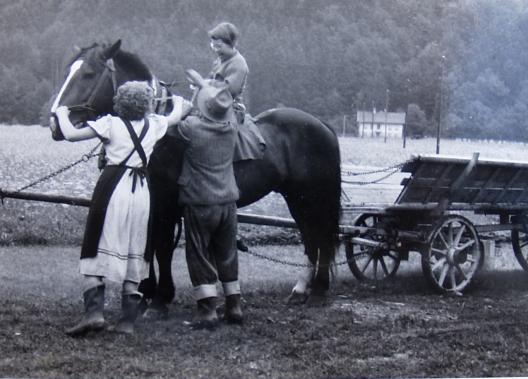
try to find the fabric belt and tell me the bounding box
[106,164,147,193]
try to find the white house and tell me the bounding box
[357,109,406,138]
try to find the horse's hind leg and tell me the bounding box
[283,189,336,304]
[282,194,323,303]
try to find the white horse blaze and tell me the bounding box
[51,60,84,113]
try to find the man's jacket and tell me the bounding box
[167,114,239,205]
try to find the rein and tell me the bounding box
[62,57,173,117]
[67,58,117,115]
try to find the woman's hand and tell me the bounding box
[166,96,193,126]
[54,105,97,142]
[55,106,70,119]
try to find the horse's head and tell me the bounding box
[49,40,122,141]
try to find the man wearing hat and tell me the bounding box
[166,70,242,328]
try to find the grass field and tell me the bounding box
[4,125,528,378]
[2,124,528,245]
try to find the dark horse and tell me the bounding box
[49,40,341,311]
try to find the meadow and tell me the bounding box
[3,124,528,245]
[4,125,528,378]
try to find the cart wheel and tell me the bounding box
[345,214,401,282]
[511,215,528,271]
[422,215,482,293]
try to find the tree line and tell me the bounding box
[0,0,527,140]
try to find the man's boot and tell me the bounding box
[191,297,218,329]
[114,294,142,335]
[224,294,243,324]
[66,285,105,337]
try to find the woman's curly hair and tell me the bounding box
[113,81,154,120]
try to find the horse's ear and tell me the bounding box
[103,39,121,59]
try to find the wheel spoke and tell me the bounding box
[455,263,467,280]
[456,239,475,252]
[379,256,390,276]
[386,251,400,261]
[431,247,448,256]
[454,225,466,246]
[360,254,375,274]
[437,231,450,249]
[373,258,379,279]
[448,223,454,245]
[520,238,528,249]
[438,263,449,287]
[431,257,447,271]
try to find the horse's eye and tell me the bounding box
[83,70,95,78]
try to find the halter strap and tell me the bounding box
[68,58,117,115]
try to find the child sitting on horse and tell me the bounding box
[208,22,265,160]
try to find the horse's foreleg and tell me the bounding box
[143,216,179,319]
[138,260,157,314]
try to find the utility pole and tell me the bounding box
[436,55,446,155]
[342,115,347,137]
[384,89,389,143]
[361,102,365,138]
[371,101,375,138]
[403,122,407,148]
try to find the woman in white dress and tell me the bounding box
[55,81,191,336]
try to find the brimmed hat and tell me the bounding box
[186,69,234,122]
[208,22,239,46]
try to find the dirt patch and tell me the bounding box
[2,245,528,378]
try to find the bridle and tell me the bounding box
[66,58,117,116]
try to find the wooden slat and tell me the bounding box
[423,163,454,203]
[471,166,501,204]
[492,169,524,204]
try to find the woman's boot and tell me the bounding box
[114,294,142,334]
[66,285,105,337]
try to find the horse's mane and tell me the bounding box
[113,49,153,82]
[64,42,153,82]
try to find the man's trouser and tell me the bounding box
[183,203,240,300]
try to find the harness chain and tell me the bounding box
[341,161,406,177]
[341,162,406,186]
[239,246,351,268]
[9,142,102,194]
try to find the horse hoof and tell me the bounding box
[305,293,328,307]
[285,290,309,305]
[138,299,149,315]
[142,305,169,320]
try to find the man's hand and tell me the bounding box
[182,99,193,118]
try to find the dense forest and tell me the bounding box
[0,0,527,140]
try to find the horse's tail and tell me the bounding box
[321,121,342,263]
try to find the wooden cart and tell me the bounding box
[343,153,528,293]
